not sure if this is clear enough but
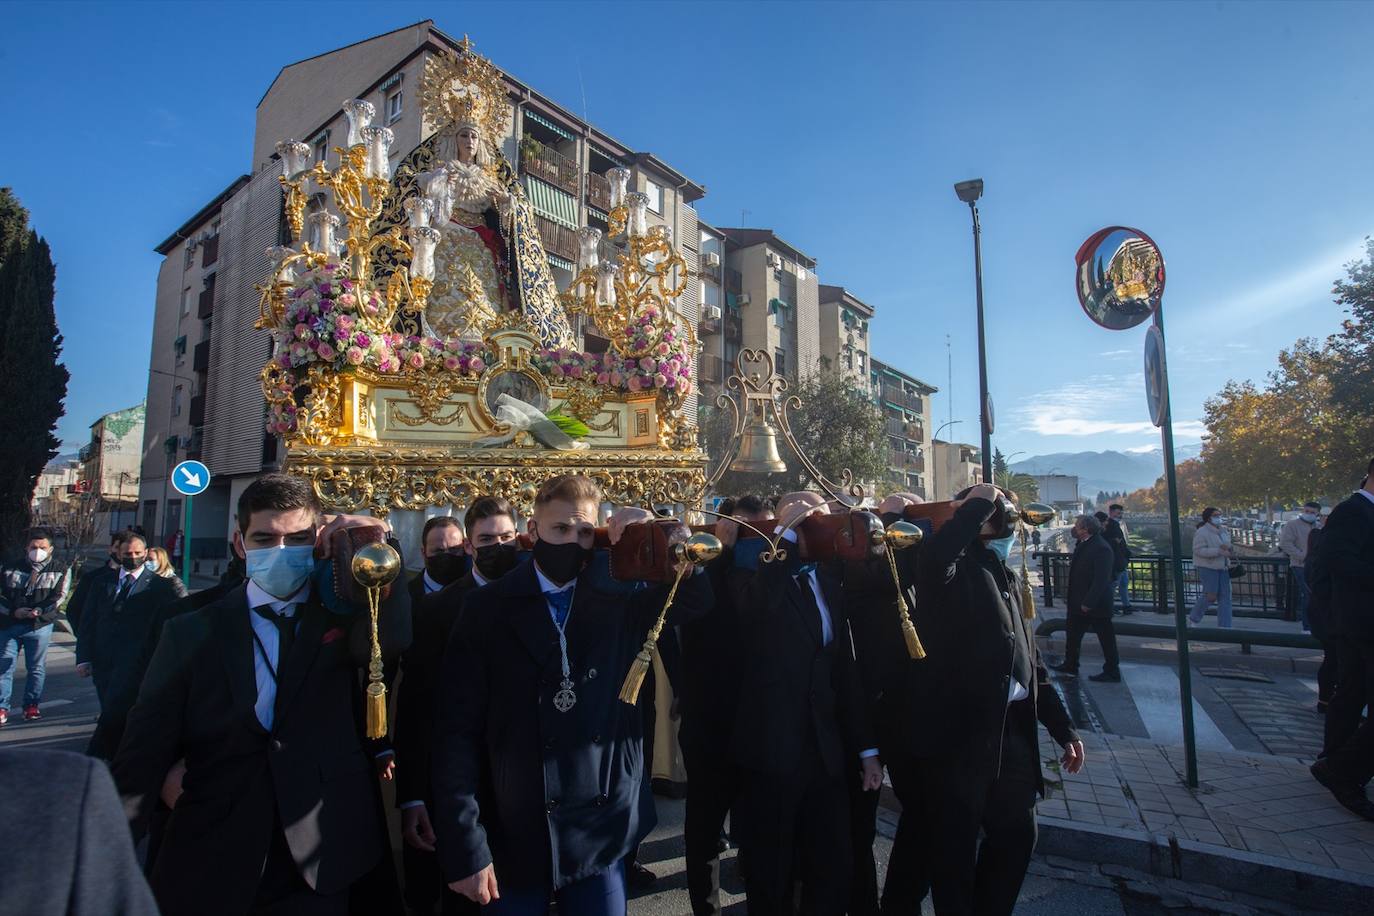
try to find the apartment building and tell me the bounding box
[80,403,145,535]
[869,358,936,498]
[817,285,873,389]
[932,439,983,500]
[31,456,81,527]
[701,228,819,394]
[137,20,706,560]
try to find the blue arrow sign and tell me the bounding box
[171,459,211,496]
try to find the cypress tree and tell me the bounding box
[0,190,69,554]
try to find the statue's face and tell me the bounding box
[456,126,480,164]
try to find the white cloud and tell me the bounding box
[1015,374,1205,440]
[1123,444,1160,454]
[1098,349,1133,358]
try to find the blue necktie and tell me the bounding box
[545,589,574,629]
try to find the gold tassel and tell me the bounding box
[885,545,926,660]
[1019,526,1037,621]
[364,584,388,738]
[619,565,689,705]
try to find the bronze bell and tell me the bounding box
[730,410,787,474]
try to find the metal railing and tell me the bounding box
[1035,551,1292,619]
[1035,617,1321,654]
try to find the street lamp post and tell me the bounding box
[931,419,963,500]
[1000,450,1026,486]
[955,178,993,483]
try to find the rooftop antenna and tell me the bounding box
[576,56,589,124]
[741,208,751,226]
[946,334,953,433]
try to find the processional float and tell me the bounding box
[254,38,1053,725]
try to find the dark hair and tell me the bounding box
[464,496,516,532]
[121,531,148,550]
[1077,514,1102,536]
[716,497,738,518]
[1197,506,1221,529]
[1109,504,1124,513]
[25,527,52,545]
[110,531,127,546]
[535,474,603,508]
[236,473,322,533]
[1303,501,1322,511]
[1094,511,1109,524]
[421,515,462,549]
[735,494,768,517]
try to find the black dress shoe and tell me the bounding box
[626,861,658,887]
[1089,671,1122,683]
[1049,662,1078,677]
[1311,760,1374,822]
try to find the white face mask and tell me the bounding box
[28,548,50,565]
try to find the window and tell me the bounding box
[183,245,194,269]
[180,287,191,316]
[386,90,403,123]
[643,177,663,214]
[174,335,187,363]
[172,385,184,417]
[313,135,328,164]
[856,352,866,374]
[775,348,787,377]
[209,218,220,236]
[774,306,787,329]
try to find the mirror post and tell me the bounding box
[1154,302,1200,789]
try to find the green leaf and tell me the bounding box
[546,408,590,439]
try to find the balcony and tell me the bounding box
[188,394,206,427]
[885,417,908,438]
[200,233,219,268]
[186,426,204,458]
[880,384,924,413]
[725,267,743,295]
[587,170,613,211]
[725,314,743,341]
[520,137,580,196]
[535,215,579,264]
[700,354,724,383]
[192,340,211,373]
[197,273,216,319]
[701,314,722,335]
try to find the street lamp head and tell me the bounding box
[954,178,984,204]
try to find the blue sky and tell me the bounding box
[4,1,1372,459]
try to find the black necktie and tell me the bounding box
[252,604,297,675]
[115,575,135,606]
[795,573,825,645]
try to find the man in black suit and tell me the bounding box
[111,473,412,915]
[882,484,1084,916]
[411,515,469,606]
[1104,504,1134,614]
[66,530,124,637]
[432,474,711,916]
[0,747,159,916]
[397,496,521,915]
[1310,459,1374,822]
[730,491,883,916]
[1053,514,1121,682]
[679,494,772,916]
[74,530,181,759]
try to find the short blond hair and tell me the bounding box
[535,474,603,508]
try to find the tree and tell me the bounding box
[1329,237,1374,441]
[0,193,69,555]
[701,370,887,500]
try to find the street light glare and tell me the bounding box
[954,178,984,203]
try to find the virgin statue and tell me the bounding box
[405,41,575,349]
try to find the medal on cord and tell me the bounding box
[550,592,577,713]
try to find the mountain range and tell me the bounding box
[1010,445,1203,498]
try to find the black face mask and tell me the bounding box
[474,541,521,581]
[425,552,471,586]
[120,556,144,572]
[532,538,592,586]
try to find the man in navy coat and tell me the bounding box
[432,474,712,915]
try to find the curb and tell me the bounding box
[1035,815,1374,912]
[1037,629,1323,678]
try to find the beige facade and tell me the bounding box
[31,457,81,525]
[932,439,984,500]
[818,285,873,389]
[80,403,145,535]
[138,20,706,561]
[870,358,936,498]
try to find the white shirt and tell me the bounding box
[421,570,445,594]
[775,528,877,760]
[1359,489,1374,508]
[245,579,311,731]
[117,565,145,592]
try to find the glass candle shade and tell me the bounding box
[267,246,297,283]
[596,260,618,307]
[607,167,631,210]
[343,99,375,148]
[626,192,650,238]
[409,226,442,282]
[309,211,341,259]
[577,226,602,272]
[276,140,313,179]
[419,168,451,222]
[361,126,394,180]
[404,198,434,230]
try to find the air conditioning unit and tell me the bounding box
[736,292,752,306]
[766,252,781,268]
[702,305,722,321]
[704,251,721,269]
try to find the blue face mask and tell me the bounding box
[246,544,317,599]
[1300,513,1317,524]
[987,533,1016,561]
[145,560,159,572]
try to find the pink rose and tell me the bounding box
[570,365,584,378]
[639,357,655,372]
[596,372,610,385]
[664,374,678,389]
[470,357,485,372]
[317,343,336,360]
[408,352,425,369]
[656,342,671,357]
[628,375,642,391]
[346,347,365,366]
[654,373,668,388]
[551,364,565,378]
[610,372,623,386]
[444,356,460,370]
[294,323,310,339]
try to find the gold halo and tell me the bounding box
[419,37,510,152]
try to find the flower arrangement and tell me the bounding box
[265,266,693,436]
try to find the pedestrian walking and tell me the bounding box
[145,546,189,598]
[1105,504,1134,614]
[1279,502,1320,631]
[1051,515,1121,682]
[1310,459,1374,822]
[1189,507,1234,627]
[0,528,69,725]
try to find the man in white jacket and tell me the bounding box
[1279,502,1321,631]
